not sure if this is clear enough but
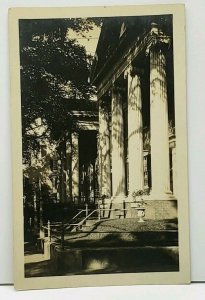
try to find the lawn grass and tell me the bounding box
[59,218,178,248]
[87,218,178,233]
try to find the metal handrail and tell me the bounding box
[40,209,86,242]
[40,205,129,251]
[59,206,129,249]
[75,209,99,229]
[43,209,86,230]
[64,209,85,228]
[71,207,128,231]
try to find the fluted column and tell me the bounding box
[99,99,111,197]
[71,132,79,202]
[150,48,171,198]
[127,70,144,197]
[111,87,126,199]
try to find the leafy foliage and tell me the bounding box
[20,18,99,152]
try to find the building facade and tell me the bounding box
[23,15,178,223]
[55,110,99,206]
[91,16,177,219]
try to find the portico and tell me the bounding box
[92,19,177,216]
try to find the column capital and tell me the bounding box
[99,98,110,122]
[131,66,144,78]
[145,23,171,56]
[124,65,144,78]
[72,131,79,136]
[111,82,126,95]
[99,95,109,106]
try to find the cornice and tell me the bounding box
[96,25,171,99]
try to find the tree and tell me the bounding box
[20,18,100,161]
[20,18,101,231]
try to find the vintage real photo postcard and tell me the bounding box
[9,4,190,290]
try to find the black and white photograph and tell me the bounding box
[10,5,190,289]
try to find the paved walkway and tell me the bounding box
[25,253,46,264]
[25,254,54,277]
[24,242,54,278]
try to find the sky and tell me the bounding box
[67,24,101,101]
[67,25,101,57]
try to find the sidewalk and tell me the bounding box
[24,242,54,277]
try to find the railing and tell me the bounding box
[40,204,127,251]
[40,205,90,250]
[60,207,102,249]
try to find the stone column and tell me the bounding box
[99,99,111,198]
[71,132,79,202]
[52,177,56,193]
[171,145,177,197]
[96,133,102,196]
[65,136,72,201]
[150,48,171,198]
[60,148,66,202]
[143,152,149,189]
[88,163,94,203]
[111,87,126,199]
[127,70,144,197]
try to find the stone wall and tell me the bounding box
[103,199,178,220]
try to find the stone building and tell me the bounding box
[24,15,178,221]
[90,15,177,219]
